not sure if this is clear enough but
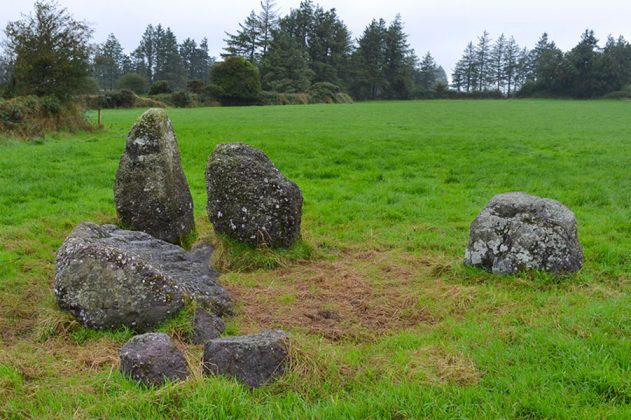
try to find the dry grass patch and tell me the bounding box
[404,346,482,386]
[222,250,456,342]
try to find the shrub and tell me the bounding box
[149,80,172,95]
[170,91,192,108]
[117,73,149,95]
[202,84,224,100]
[602,90,631,99]
[308,82,341,103]
[0,95,90,137]
[134,96,167,108]
[260,91,310,105]
[210,56,261,105]
[186,79,206,94]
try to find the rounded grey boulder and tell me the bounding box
[120,333,189,386]
[202,330,289,388]
[55,222,232,331]
[464,192,583,274]
[205,143,303,248]
[114,108,194,245]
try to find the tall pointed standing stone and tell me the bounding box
[114,108,195,245]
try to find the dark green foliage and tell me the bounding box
[186,79,205,94]
[96,90,136,109]
[259,91,310,105]
[260,30,313,93]
[211,56,261,104]
[0,95,88,136]
[3,0,93,100]
[308,82,339,103]
[149,80,171,95]
[203,84,224,99]
[350,16,417,100]
[93,34,124,91]
[117,73,149,95]
[455,29,631,98]
[170,91,192,108]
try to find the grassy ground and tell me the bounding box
[0,100,629,418]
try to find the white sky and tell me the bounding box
[1,0,630,75]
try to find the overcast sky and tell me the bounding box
[1,0,630,74]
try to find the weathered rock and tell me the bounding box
[190,309,225,345]
[114,108,194,245]
[55,222,232,331]
[202,330,289,388]
[464,192,583,274]
[205,143,303,248]
[120,333,189,386]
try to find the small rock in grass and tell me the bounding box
[205,143,303,248]
[190,309,225,344]
[202,330,289,388]
[120,333,189,386]
[464,192,583,274]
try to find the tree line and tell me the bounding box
[223,0,447,100]
[452,30,631,98]
[2,0,631,102]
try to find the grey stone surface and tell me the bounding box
[464,192,584,274]
[202,330,289,388]
[114,108,194,245]
[205,143,303,248]
[190,309,225,345]
[120,333,189,386]
[55,222,232,331]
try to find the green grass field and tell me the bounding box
[1,100,629,418]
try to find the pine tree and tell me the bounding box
[475,31,492,91]
[351,19,387,99]
[258,0,279,59]
[136,25,156,82]
[416,52,438,91]
[93,33,124,91]
[489,33,506,92]
[260,28,313,92]
[383,15,415,99]
[223,11,260,62]
[503,36,520,95]
[451,59,466,92]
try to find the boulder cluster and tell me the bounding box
[55,109,297,387]
[54,108,585,388]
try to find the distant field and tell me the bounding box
[0,100,629,418]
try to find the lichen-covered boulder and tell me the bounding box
[205,143,303,248]
[202,330,289,388]
[464,192,583,274]
[55,222,232,331]
[114,108,194,245]
[120,333,189,386]
[189,309,225,345]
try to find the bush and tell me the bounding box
[149,80,172,95]
[0,95,90,137]
[602,90,631,99]
[202,84,224,100]
[186,80,206,94]
[260,91,310,105]
[117,73,149,95]
[210,56,261,105]
[308,82,341,103]
[170,91,192,108]
[134,96,167,108]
